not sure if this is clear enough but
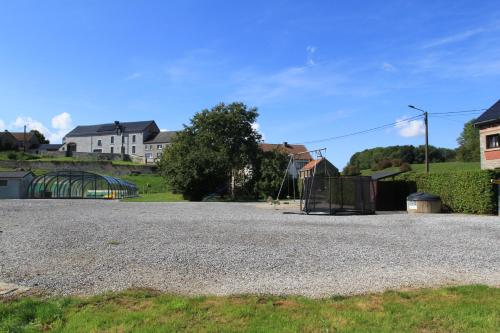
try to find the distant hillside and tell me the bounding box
[348,145,457,170]
[361,161,480,176]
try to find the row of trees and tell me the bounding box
[160,103,481,200]
[345,119,480,171]
[159,103,290,200]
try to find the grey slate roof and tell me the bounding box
[144,131,178,144]
[37,144,63,151]
[474,100,500,126]
[0,171,34,179]
[65,121,157,137]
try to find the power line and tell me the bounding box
[429,109,486,115]
[295,114,424,145]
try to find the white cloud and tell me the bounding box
[252,122,265,140]
[382,62,396,72]
[306,46,317,66]
[125,72,142,81]
[51,112,72,130]
[395,116,425,138]
[422,28,485,49]
[11,112,73,143]
[0,119,5,130]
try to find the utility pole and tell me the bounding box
[408,105,429,174]
[23,125,27,152]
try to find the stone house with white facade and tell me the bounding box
[60,121,160,162]
[144,131,178,163]
[474,100,500,170]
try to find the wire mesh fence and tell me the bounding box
[301,176,375,215]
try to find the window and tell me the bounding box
[157,144,163,150]
[145,153,153,159]
[122,136,125,143]
[132,135,136,143]
[93,149,102,153]
[145,144,152,151]
[0,180,7,187]
[132,146,136,154]
[110,147,114,154]
[486,134,500,149]
[97,139,102,147]
[111,136,114,144]
[157,152,161,158]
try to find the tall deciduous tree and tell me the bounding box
[159,102,261,201]
[456,119,480,162]
[32,130,49,144]
[255,148,290,199]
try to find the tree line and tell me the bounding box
[345,120,480,173]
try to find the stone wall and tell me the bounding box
[0,160,156,175]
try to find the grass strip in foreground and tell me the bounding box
[0,285,499,332]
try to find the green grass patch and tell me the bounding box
[123,192,184,202]
[121,173,168,193]
[361,161,480,176]
[1,285,499,332]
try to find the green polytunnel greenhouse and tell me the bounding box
[28,171,138,199]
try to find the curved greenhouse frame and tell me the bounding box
[28,171,138,199]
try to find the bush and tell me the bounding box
[377,159,392,170]
[7,152,17,160]
[399,163,412,172]
[398,170,497,214]
[391,158,402,167]
[342,164,361,176]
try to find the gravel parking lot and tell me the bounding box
[1,200,499,297]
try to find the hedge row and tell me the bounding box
[398,170,498,215]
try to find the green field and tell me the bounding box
[361,161,480,176]
[1,285,498,332]
[123,192,184,202]
[0,150,143,166]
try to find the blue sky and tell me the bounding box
[1,0,500,167]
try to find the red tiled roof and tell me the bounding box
[301,158,323,171]
[259,143,312,160]
[9,131,35,142]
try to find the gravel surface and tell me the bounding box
[1,200,499,297]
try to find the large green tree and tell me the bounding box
[159,102,261,201]
[456,119,480,162]
[254,148,290,199]
[32,130,49,144]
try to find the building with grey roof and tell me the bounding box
[474,100,500,170]
[0,171,35,199]
[144,131,178,163]
[60,120,160,163]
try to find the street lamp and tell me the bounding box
[408,105,429,174]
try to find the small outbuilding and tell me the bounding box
[0,171,35,199]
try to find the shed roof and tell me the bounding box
[474,100,500,127]
[65,120,158,137]
[0,171,34,179]
[37,144,63,150]
[259,143,312,160]
[371,169,406,181]
[144,131,178,144]
[301,158,322,171]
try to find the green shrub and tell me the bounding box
[398,170,497,214]
[399,163,412,172]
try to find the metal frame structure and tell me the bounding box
[28,171,138,199]
[301,175,376,215]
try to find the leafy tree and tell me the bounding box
[32,130,49,144]
[158,102,261,201]
[342,164,361,176]
[255,148,290,198]
[456,120,480,162]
